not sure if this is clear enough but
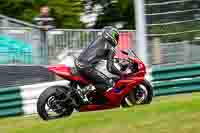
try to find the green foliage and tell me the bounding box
[117,0,135,29]
[0,0,37,22]
[46,0,84,28]
[91,0,135,29]
[0,0,84,28]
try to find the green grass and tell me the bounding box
[0,93,200,133]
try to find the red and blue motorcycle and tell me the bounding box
[37,49,153,120]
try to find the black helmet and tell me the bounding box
[102,26,119,47]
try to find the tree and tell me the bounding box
[46,0,84,28]
[85,0,135,29]
[0,0,84,28]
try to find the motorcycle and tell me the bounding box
[37,49,153,120]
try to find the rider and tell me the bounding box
[75,26,125,103]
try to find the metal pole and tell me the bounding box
[134,0,148,64]
[41,30,49,65]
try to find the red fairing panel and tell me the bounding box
[48,64,89,84]
[104,72,145,106]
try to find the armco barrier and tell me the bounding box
[151,64,200,81]
[152,64,200,96]
[0,87,23,117]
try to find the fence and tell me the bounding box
[47,29,135,64]
[145,0,200,66]
[1,13,200,66]
[47,29,104,64]
[0,28,136,65]
[149,40,200,66]
[2,27,200,66]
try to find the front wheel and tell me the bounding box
[37,86,74,120]
[121,79,153,107]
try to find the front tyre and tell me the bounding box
[121,79,153,107]
[37,86,74,120]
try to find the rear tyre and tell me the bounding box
[37,86,74,120]
[121,79,153,107]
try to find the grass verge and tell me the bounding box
[0,93,199,133]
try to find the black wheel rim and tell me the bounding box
[44,91,73,119]
[135,85,148,104]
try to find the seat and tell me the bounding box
[71,67,80,76]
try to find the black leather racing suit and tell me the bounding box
[75,35,121,92]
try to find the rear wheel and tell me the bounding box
[37,86,74,120]
[121,79,153,107]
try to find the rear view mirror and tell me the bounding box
[121,50,128,55]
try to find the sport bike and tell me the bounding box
[37,49,153,120]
